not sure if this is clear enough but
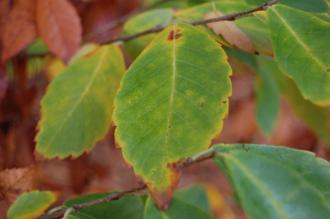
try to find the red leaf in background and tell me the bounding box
[36,0,82,62]
[1,0,37,62]
[0,70,8,103]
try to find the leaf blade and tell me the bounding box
[268,5,330,105]
[114,23,232,207]
[36,45,125,158]
[36,0,82,62]
[214,144,330,219]
[7,191,56,219]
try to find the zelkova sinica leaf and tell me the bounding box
[36,45,125,158]
[64,193,144,219]
[113,23,232,207]
[8,191,57,219]
[143,185,215,219]
[214,144,330,219]
[268,5,330,106]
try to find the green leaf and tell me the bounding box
[144,194,215,219]
[36,45,125,158]
[255,56,280,135]
[256,55,329,144]
[114,23,231,205]
[176,1,273,55]
[174,185,211,213]
[123,9,174,58]
[214,144,330,219]
[7,191,56,219]
[64,193,144,219]
[268,5,330,106]
[246,0,329,12]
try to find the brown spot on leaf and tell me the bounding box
[167,29,182,41]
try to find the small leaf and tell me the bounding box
[255,56,280,135]
[36,0,82,62]
[144,195,215,219]
[7,191,56,219]
[36,45,125,158]
[205,11,256,53]
[123,9,174,58]
[64,193,144,219]
[2,0,37,62]
[114,23,231,208]
[268,5,330,105]
[214,144,330,219]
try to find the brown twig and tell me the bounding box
[39,148,218,219]
[104,0,279,44]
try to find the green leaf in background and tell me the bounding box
[268,5,330,106]
[114,23,231,206]
[7,191,56,219]
[255,56,280,135]
[214,144,330,219]
[174,185,211,213]
[123,9,174,58]
[36,45,125,158]
[64,193,144,219]
[26,38,48,55]
[246,0,329,12]
[256,55,330,145]
[176,1,273,55]
[144,193,214,219]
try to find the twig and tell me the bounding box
[104,0,279,44]
[39,147,218,219]
[84,0,169,40]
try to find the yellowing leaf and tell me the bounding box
[114,23,231,208]
[36,45,125,158]
[205,11,256,53]
[7,191,56,219]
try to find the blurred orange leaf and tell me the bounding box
[37,0,82,62]
[205,11,256,53]
[1,0,37,62]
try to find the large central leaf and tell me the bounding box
[114,23,231,206]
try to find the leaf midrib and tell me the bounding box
[164,24,178,160]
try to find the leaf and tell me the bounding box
[114,23,231,208]
[36,0,82,62]
[64,193,144,219]
[144,194,215,219]
[246,0,329,12]
[36,45,125,158]
[176,1,273,55]
[264,57,330,145]
[255,56,280,135]
[174,185,211,213]
[7,191,56,219]
[214,144,330,219]
[1,0,37,62]
[268,5,330,106]
[123,9,174,58]
[205,11,256,53]
[0,167,36,202]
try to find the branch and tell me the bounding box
[39,148,217,219]
[104,0,279,44]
